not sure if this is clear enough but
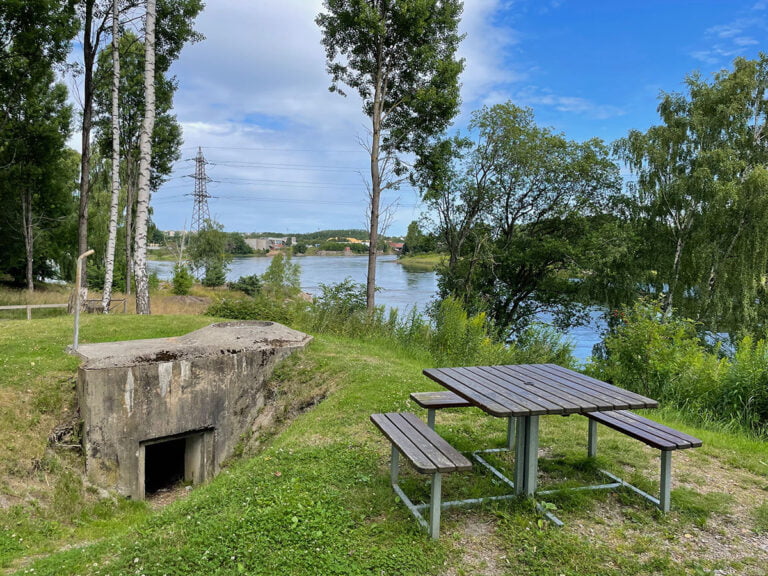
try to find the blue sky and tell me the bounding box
[147,0,767,236]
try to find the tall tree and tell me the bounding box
[0,79,75,289]
[0,0,78,287]
[133,0,156,314]
[101,0,121,311]
[132,0,203,312]
[187,220,232,287]
[416,102,625,336]
[317,0,464,311]
[617,55,768,337]
[93,31,183,299]
[76,1,114,281]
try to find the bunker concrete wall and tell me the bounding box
[75,321,312,499]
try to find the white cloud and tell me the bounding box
[692,8,767,65]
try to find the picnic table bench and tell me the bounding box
[409,391,471,429]
[585,410,702,512]
[370,412,472,539]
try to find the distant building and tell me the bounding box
[388,242,404,253]
[246,237,296,251]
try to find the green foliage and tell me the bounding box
[0,66,77,286]
[402,220,435,255]
[590,298,768,433]
[225,233,253,255]
[315,277,367,316]
[206,296,300,326]
[429,297,574,368]
[188,220,233,287]
[93,31,183,193]
[717,336,768,433]
[171,263,194,295]
[416,102,626,337]
[430,296,497,367]
[616,55,768,338]
[317,0,464,158]
[262,253,301,297]
[318,241,367,253]
[591,299,723,413]
[228,274,262,297]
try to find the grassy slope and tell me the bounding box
[2,318,768,574]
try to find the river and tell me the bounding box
[148,254,604,362]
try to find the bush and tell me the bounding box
[171,264,194,295]
[717,336,768,433]
[262,254,301,297]
[201,262,227,287]
[206,296,298,326]
[589,298,723,419]
[228,274,262,297]
[429,297,575,368]
[315,278,366,315]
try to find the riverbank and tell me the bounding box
[397,253,443,270]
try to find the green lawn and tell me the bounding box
[2,316,768,575]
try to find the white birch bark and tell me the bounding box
[133,0,156,314]
[102,0,121,313]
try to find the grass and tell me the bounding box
[2,306,768,574]
[397,253,443,271]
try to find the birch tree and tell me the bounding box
[618,55,768,337]
[133,0,156,314]
[101,0,121,312]
[317,0,464,311]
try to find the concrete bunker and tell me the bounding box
[74,321,312,499]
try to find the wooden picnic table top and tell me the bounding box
[422,363,658,418]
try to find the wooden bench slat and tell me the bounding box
[371,413,439,472]
[410,391,472,409]
[614,410,702,448]
[587,410,701,450]
[391,413,461,472]
[399,412,472,471]
[370,412,471,473]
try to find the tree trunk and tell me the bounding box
[21,189,34,292]
[366,42,385,313]
[664,234,685,314]
[133,0,156,314]
[78,0,97,288]
[125,172,134,294]
[102,0,121,313]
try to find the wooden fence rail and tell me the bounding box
[0,303,69,320]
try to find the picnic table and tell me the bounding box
[422,363,659,497]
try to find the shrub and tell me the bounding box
[717,336,768,433]
[589,298,722,417]
[171,264,194,295]
[206,295,300,326]
[228,274,262,297]
[262,254,301,297]
[201,262,227,287]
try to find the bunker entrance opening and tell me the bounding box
[145,437,185,494]
[141,430,211,496]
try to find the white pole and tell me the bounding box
[73,249,95,350]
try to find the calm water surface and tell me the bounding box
[149,254,603,362]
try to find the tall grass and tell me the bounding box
[207,280,575,370]
[590,298,768,435]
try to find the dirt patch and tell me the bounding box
[567,448,768,574]
[146,482,193,510]
[441,513,506,576]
